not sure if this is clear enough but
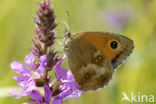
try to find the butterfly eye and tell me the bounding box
[110,41,118,49]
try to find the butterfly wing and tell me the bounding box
[72,32,134,69]
[64,36,113,91]
[108,33,134,69]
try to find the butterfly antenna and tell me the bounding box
[56,11,72,39]
[66,11,71,31]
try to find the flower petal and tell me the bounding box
[56,67,67,80]
[63,81,80,90]
[10,62,30,74]
[13,76,30,87]
[65,90,84,99]
[37,55,47,75]
[61,71,80,90]
[56,88,72,100]
[15,80,36,98]
[66,71,74,80]
[54,55,67,80]
[51,99,62,104]
[54,55,65,69]
[37,65,44,75]
[22,103,34,104]
[9,90,22,96]
[39,54,47,67]
[44,85,52,103]
[54,70,82,102]
[25,53,36,69]
[30,90,43,103]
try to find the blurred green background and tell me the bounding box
[0,0,156,104]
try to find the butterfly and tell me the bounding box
[64,31,134,91]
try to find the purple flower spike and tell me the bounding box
[34,0,57,47]
[11,0,84,103]
[10,53,47,98]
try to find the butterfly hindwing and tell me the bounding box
[64,36,113,91]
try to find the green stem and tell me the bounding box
[43,44,48,54]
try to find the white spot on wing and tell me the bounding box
[93,50,102,58]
